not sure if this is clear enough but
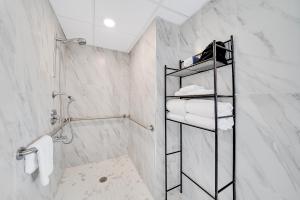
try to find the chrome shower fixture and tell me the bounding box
[67,96,75,103]
[56,37,86,45]
[52,91,66,99]
[50,109,59,125]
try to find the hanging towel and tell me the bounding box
[183,56,200,68]
[185,114,234,130]
[175,85,213,96]
[25,147,38,174]
[166,99,186,115]
[25,135,53,186]
[186,99,232,118]
[167,112,185,123]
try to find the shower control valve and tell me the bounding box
[50,109,59,125]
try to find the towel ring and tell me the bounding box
[16,147,38,160]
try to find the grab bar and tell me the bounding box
[127,115,154,131]
[70,114,154,131]
[16,147,38,160]
[16,120,70,160]
[16,114,153,160]
[70,115,126,121]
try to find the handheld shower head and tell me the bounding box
[56,37,86,45]
[68,96,75,103]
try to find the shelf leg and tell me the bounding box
[164,65,168,200]
[213,40,219,200]
[179,64,183,194]
[230,35,236,200]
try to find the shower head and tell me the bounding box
[56,37,86,45]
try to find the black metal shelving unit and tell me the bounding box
[164,36,236,200]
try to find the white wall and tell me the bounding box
[62,45,130,167]
[0,0,66,199]
[128,21,159,198]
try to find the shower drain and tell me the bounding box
[99,176,108,183]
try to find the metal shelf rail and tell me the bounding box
[164,36,236,200]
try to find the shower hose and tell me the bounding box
[62,97,75,144]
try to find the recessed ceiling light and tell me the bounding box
[103,18,116,28]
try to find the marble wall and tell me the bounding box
[160,0,300,199]
[0,0,66,199]
[128,21,158,198]
[62,45,130,167]
[156,18,182,200]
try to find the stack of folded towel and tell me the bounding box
[175,85,213,96]
[167,99,234,131]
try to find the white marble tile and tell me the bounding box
[155,0,300,199]
[55,155,154,200]
[128,21,160,199]
[62,119,129,167]
[0,0,66,199]
[64,45,130,117]
[62,44,131,168]
[129,21,156,127]
[179,0,300,94]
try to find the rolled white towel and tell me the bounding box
[167,112,185,122]
[185,114,233,130]
[186,99,232,118]
[166,99,187,115]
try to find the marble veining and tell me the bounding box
[62,119,129,168]
[128,21,159,199]
[0,0,66,199]
[160,0,300,199]
[62,45,130,167]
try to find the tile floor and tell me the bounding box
[55,155,154,200]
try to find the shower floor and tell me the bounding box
[55,155,153,200]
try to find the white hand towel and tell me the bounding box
[185,114,233,131]
[186,99,233,118]
[24,146,38,174]
[166,99,187,115]
[167,112,185,123]
[29,135,53,186]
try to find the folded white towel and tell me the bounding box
[185,114,233,130]
[167,112,185,123]
[25,135,53,186]
[166,99,186,115]
[175,85,213,96]
[175,88,213,96]
[186,100,233,118]
[177,85,204,93]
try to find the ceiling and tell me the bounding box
[49,0,209,53]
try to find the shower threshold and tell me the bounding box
[55,155,153,200]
